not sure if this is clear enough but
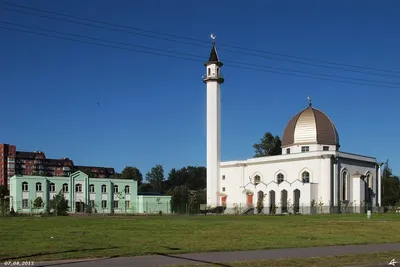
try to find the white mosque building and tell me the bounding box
[203,37,382,214]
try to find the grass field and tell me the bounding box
[174,251,400,267]
[0,214,399,262]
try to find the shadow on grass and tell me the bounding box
[2,246,121,261]
[156,253,233,267]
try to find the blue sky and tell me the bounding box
[1,0,399,176]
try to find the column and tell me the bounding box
[377,164,382,207]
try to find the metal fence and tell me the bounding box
[1,200,399,217]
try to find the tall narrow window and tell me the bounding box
[36,182,42,192]
[22,182,28,191]
[302,172,310,183]
[254,175,261,185]
[277,173,284,184]
[286,148,290,154]
[342,171,348,201]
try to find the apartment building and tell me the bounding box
[0,143,115,188]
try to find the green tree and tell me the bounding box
[0,185,9,216]
[120,166,143,185]
[50,190,69,216]
[381,160,400,207]
[253,132,282,157]
[146,165,165,192]
[166,166,206,191]
[33,197,43,209]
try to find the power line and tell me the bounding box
[4,2,400,78]
[1,24,399,89]
[1,20,400,87]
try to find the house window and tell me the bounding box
[125,201,130,209]
[286,148,290,154]
[125,185,130,194]
[113,200,119,208]
[302,171,310,183]
[63,183,68,193]
[22,199,28,208]
[36,182,42,192]
[49,183,55,192]
[101,200,107,208]
[222,175,225,180]
[254,175,261,185]
[277,173,284,184]
[75,183,82,193]
[89,184,95,193]
[22,182,28,191]
[101,184,107,193]
[222,187,225,192]
[342,171,348,201]
[301,146,309,152]
[323,146,329,151]
[114,185,119,193]
[90,200,95,208]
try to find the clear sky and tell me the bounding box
[1,0,399,176]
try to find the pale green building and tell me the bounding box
[137,195,172,214]
[9,171,138,214]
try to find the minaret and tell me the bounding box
[203,34,224,207]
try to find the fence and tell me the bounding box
[1,200,399,217]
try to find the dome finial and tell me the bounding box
[210,33,216,45]
[307,96,312,107]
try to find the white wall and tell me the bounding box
[217,150,378,214]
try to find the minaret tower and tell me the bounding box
[203,34,224,207]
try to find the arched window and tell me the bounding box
[101,184,107,193]
[62,183,68,193]
[22,182,28,191]
[125,185,130,194]
[366,173,372,188]
[49,183,55,192]
[342,171,348,201]
[36,182,42,192]
[89,184,95,193]
[277,173,284,184]
[114,185,119,193]
[254,175,261,185]
[75,183,82,193]
[302,172,310,183]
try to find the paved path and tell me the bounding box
[3,243,400,267]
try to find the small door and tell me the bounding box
[221,196,227,206]
[247,194,253,207]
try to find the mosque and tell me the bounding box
[203,37,382,214]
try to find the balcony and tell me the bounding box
[203,72,224,83]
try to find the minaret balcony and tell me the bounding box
[203,73,224,84]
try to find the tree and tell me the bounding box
[146,165,165,192]
[120,166,143,185]
[33,197,43,209]
[50,190,69,216]
[381,160,400,207]
[166,166,206,192]
[0,185,9,216]
[253,132,282,157]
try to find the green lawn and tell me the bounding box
[1,214,399,261]
[172,251,400,267]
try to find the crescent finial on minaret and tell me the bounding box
[210,34,216,45]
[307,96,312,107]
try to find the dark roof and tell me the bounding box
[46,158,73,167]
[75,165,115,174]
[205,45,223,67]
[16,151,37,159]
[282,106,339,147]
[209,45,219,62]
